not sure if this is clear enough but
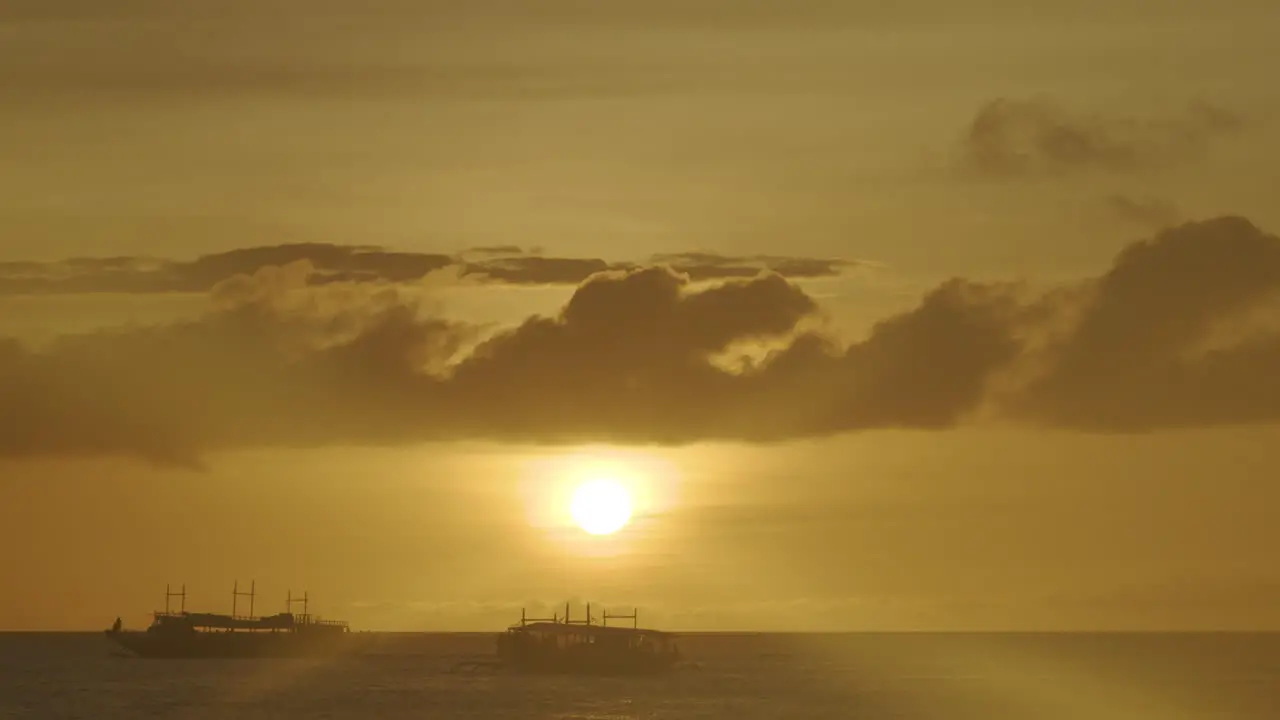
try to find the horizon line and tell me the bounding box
[8,628,1280,635]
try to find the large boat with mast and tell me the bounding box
[493,602,680,674]
[105,582,354,658]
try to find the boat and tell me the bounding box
[105,582,354,658]
[493,603,681,674]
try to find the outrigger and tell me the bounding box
[492,603,680,674]
[105,582,353,658]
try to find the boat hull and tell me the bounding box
[105,629,356,659]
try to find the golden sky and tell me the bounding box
[2,0,1280,631]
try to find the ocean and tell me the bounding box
[3,632,1278,719]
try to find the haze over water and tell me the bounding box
[6,632,1280,719]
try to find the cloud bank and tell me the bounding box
[961,97,1241,178]
[3,216,1280,465]
[0,246,856,296]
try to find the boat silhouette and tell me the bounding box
[105,582,354,658]
[493,603,681,674]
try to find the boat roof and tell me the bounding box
[154,611,348,631]
[144,584,349,631]
[512,621,672,638]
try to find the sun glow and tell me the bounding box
[518,448,681,548]
[569,478,633,535]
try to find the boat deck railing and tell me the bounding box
[296,614,349,629]
[153,611,348,627]
[151,611,277,622]
[143,584,349,631]
[513,603,645,630]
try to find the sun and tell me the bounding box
[569,478,633,535]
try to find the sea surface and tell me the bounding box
[3,632,1278,719]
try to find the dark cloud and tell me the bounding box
[461,256,616,286]
[0,261,1013,464]
[0,245,857,295]
[1010,216,1280,430]
[4,215,1280,465]
[0,244,455,295]
[464,245,527,256]
[650,252,854,281]
[961,97,1242,178]
[733,280,1023,436]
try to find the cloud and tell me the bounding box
[463,245,529,257]
[649,252,854,281]
[0,243,860,294]
[960,97,1242,179]
[0,261,1013,464]
[460,256,617,286]
[0,244,859,296]
[4,215,1280,465]
[1008,215,1280,430]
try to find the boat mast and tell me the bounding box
[286,590,309,620]
[561,602,594,626]
[164,584,186,614]
[232,580,256,618]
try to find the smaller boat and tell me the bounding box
[105,582,353,658]
[494,603,680,674]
